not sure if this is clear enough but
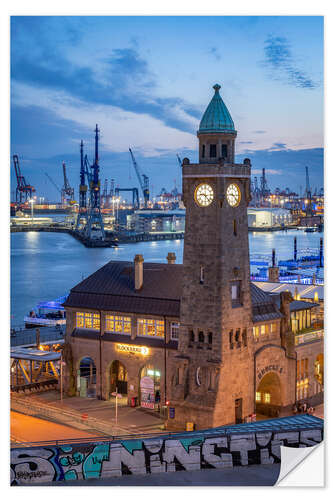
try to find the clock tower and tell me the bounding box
[169,84,254,429]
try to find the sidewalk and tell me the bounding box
[11,390,166,439]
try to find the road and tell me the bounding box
[11,411,102,443]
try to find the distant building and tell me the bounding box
[127,209,185,233]
[248,208,293,228]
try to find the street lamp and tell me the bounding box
[29,198,35,221]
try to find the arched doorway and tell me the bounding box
[110,360,128,396]
[256,372,282,417]
[139,365,161,409]
[79,357,96,398]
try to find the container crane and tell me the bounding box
[13,155,35,204]
[129,148,149,208]
[61,162,75,206]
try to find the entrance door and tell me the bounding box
[110,360,128,395]
[235,398,243,424]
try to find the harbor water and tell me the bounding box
[10,229,322,326]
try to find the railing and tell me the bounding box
[295,329,324,346]
[10,326,65,347]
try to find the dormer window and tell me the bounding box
[210,144,217,158]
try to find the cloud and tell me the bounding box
[262,35,317,89]
[252,130,266,134]
[239,141,254,144]
[208,47,221,61]
[270,142,287,150]
[11,18,201,135]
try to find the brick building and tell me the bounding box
[63,84,324,429]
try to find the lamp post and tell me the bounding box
[29,198,35,221]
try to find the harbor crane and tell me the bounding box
[76,140,89,231]
[61,162,75,206]
[44,172,61,200]
[85,125,105,240]
[304,166,313,217]
[129,148,149,208]
[13,155,35,204]
[115,187,139,210]
[176,154,182,167]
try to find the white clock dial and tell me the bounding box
[226,183,241,207]
[194,183,214,207]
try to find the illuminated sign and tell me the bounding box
[116,344,149,355]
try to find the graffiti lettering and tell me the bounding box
[10,424,323,485]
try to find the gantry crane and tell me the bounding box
[129,148,149,208]
[13,155,35,204]
[61,162,75,206]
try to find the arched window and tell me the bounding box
[229,330,233,349]
[202,144,205,158]
[242,329,247,347]
[189,330,194,342]
[198,331,205,342]
[208,332,213,344]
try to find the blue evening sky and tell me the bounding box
[10,16,323,201]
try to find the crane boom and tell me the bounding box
[13,155,35,203]
[45,172,61,195]
[129,148,149,208]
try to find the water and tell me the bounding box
[10,229,321,326]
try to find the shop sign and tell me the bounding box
[116,344,149,355]
[257,364,283,381]
[140,376,155,409]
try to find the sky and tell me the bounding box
[10,16,324,202]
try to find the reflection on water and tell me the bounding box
[10,230,321,325]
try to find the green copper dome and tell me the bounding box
[198,84,236,134]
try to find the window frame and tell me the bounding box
[76,311,100,330]
[105,314,131,335]
[137,318,165,338]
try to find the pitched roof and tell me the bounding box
[64,260,283,322]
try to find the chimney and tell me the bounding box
[167,252,176,264]
[268,267,279,282]
[134,254,144,290]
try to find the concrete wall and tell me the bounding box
[11,418,323,485]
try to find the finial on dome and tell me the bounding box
[213,83,221,93]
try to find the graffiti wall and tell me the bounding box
[11,426,323,485]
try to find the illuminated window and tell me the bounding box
[171,322,180,340]
[264,393,271,403]
[271,322,277,334]
[256,392,261,402]
[76,312,100,330]
[138,318,165,338]
[253,326,259,340]
[105,315,131,334]
[261,324,266,335]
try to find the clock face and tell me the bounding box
[194,183,214,207]
[226,183,241,207]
